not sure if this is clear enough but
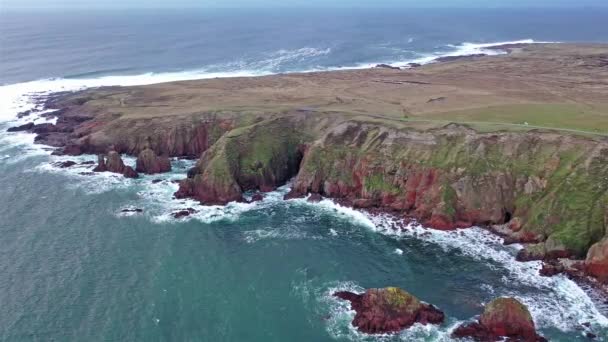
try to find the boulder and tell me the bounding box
[135,148,172,174]
[172,208,198,219]
[452,297,546,341]
[333,287,444,334]
[585,238,608,284]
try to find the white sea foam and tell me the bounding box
[0,39,556,128]
[290,196,607,335]
[392,38,556,68]
[287,195,376,229]
[243,227,323,244]
[366,212,608,332]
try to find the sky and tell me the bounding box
[1,0,606,9]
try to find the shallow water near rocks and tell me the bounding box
[0,127,607,341]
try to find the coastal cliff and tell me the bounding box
[178,117,608,260]
[10,43,608,284]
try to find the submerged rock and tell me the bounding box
[121,208,143,214]
[172,208,198,219]
[53,160,77,168]
[333,287,444,334]
[452,297,546,341]
[135,148,172,174]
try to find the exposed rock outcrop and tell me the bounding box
[333,287,444,334]
[6,122,35,132]
[135,148,172,174]
[172,208,198,219]
[175,117,305,205]
[93,151,138,178]
[452,297,546,341]
[516,236,574,262]
[586,238,608,284]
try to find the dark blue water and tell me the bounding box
[0,8,607,342]
[1,8,608,84]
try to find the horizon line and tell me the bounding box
[3,5,608,10]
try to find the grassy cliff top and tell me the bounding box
[64,43,608,136]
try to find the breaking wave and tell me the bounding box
[291,196,608,338]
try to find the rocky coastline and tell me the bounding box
[6,43,608,334]
[14,89,608,294]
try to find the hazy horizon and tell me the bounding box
[2,0,607,9]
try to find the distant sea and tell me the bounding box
[0,8,607,342]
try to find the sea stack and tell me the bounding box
[135,148,172,174]
[452,297,546,342]
[93,151,139,178]
[333,287,444,334]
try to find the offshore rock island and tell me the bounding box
[13,44,608,289]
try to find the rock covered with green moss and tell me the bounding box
[175,117,307,204]
[452,297,546,341]
[333,287,444,334]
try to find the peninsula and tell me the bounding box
[11,43,608,287]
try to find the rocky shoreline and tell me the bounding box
[5,43,608,334]
[13,89,608,301]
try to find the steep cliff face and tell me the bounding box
[286,122,608,257]
[34,92,239,158]
[181,117,607,257]
[175,117,307,204]
[68,116,236,158]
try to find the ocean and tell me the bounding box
[0,8,607,341]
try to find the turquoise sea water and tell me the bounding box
[1,8,608,342]
[0,133,606,341]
